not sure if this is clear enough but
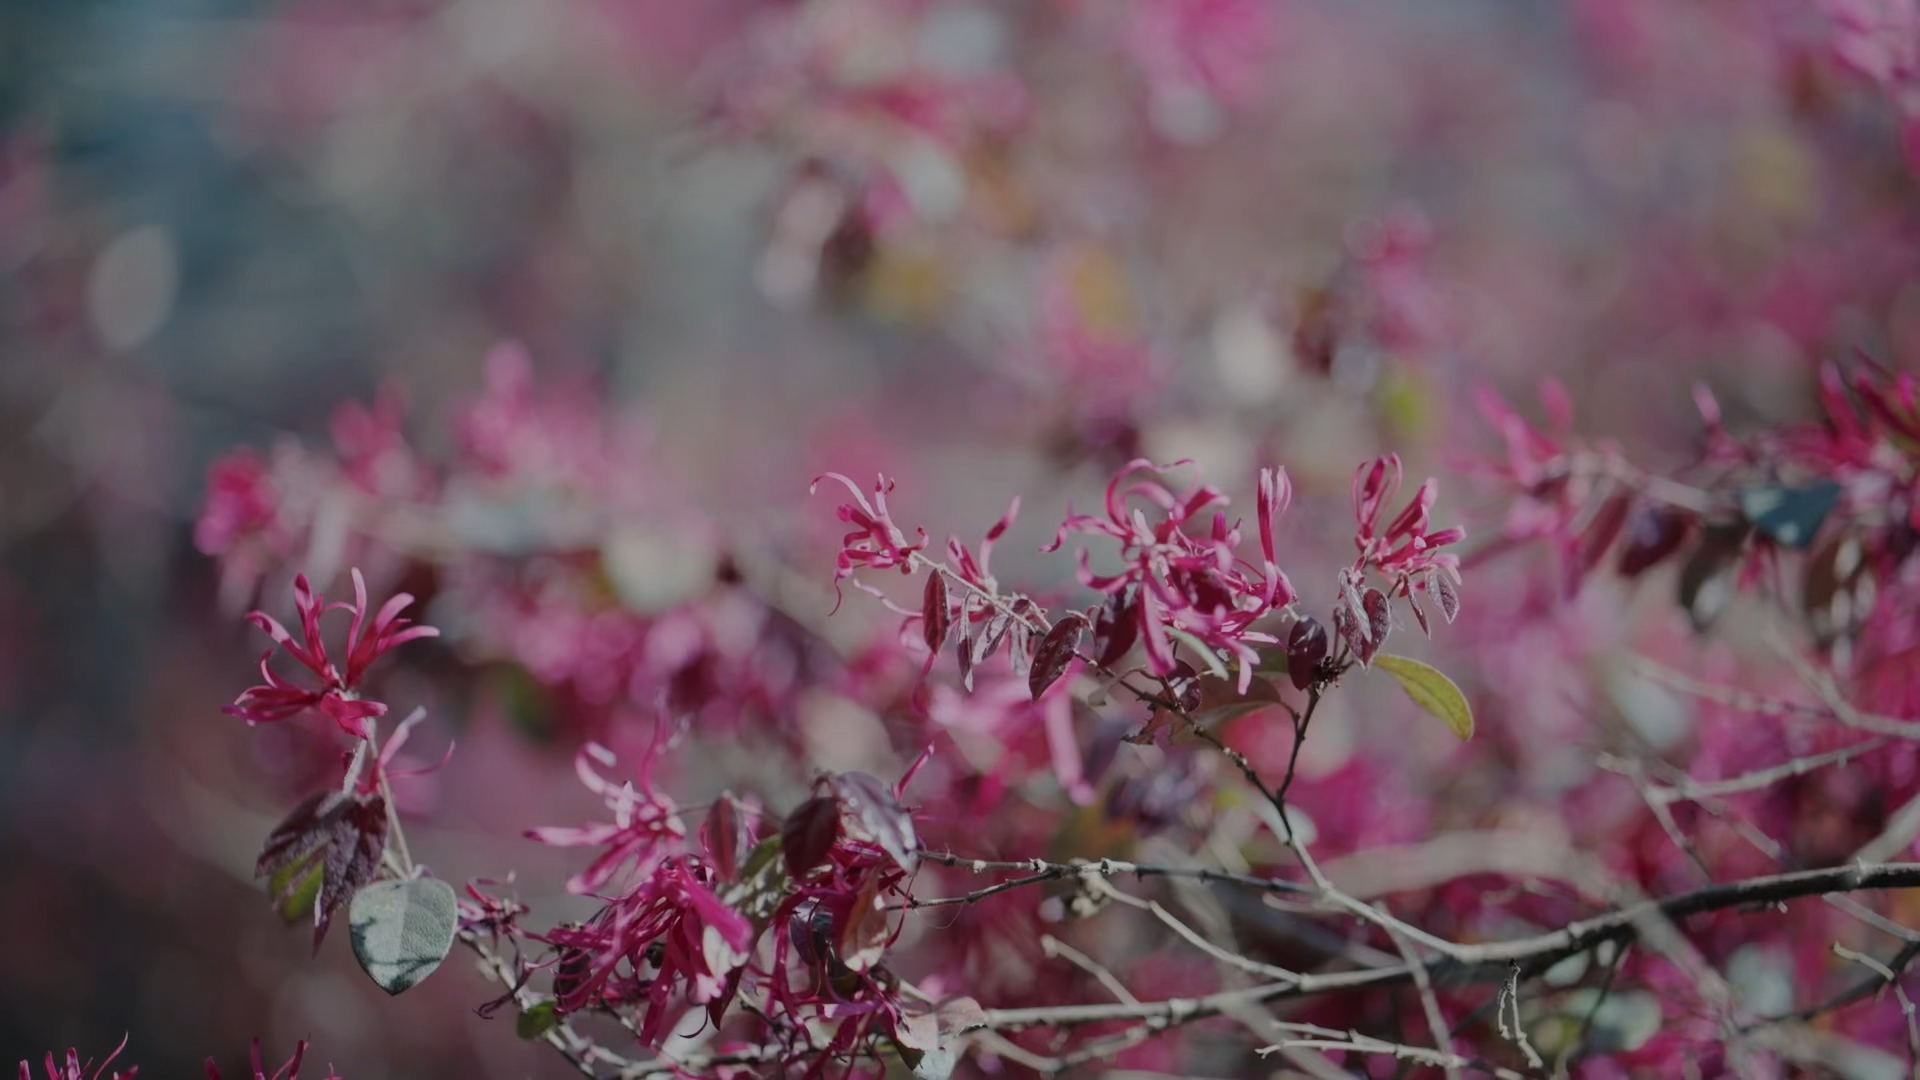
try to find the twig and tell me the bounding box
[965,863,1920,1035]
[1496,963,1545,1071]
[913,850,1311,904]
[1260,1022,1533,1080]
[1041,935,1140,1006]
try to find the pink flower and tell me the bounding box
[328,385,427,500]
[1350,453,1466,580]
[544,855,754,1043]
[1339,455,1464,652]
[1044,459,1294,689]
[20,1038,135,1080]
[194,449,280,558]
[946,497,1021,594]
[226,569,439,739]
[527,742,688,895]
[811,472,930,611]
[204,1039,337,1080]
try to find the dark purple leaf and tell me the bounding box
[1678,522,1751,632]
[708,965,747,1029]
[317,795,389,953]
[1362,589,1391,664]
[1286,617,1329,691]
[1617,503,1693,578]
[955,604,976,691]
[1091,588,1140,668]
[703,796,748,881]
[1029,614,1087,700]
[1006,599,1038,676]
[1407,590,1431,636]
[1433,572,1460,623]
[1332,591,1368,662]
[971,613,1010,672]
[256,790,345,881]
[255,788,389,954]
[1167,660,1203,713]
[1570,492,1632,595]
[921,574,951,654]
[783,796,840,879]
[552,944,590,1003]
[831,771,918,871]
[837,875,891,972]
[788,897,835,968]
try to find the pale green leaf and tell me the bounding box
[348,878,459,995]
[1163,626,1229,679]
[1372,654,1474,741]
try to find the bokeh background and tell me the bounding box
[4,0,1919,1075]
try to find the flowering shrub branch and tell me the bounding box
[105,349,1920,1078]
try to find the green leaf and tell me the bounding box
[1372,654,1474,741]
[348,878,459,995]
[267,857,323,924]
[1163,626,1229,680]
[517,1001,561,1040]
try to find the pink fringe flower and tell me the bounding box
[225,569,439,739]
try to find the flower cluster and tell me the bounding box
[1332,452,1465,663]
[20,1039,335,1080]
[811,472,931,611]
[226,570,438,740]
[520,747,932,1067]
[541,855,754,1036]
[1043,459,1296,690]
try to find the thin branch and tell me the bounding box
[1260,1022,1533,1080]
[965,863,1920,1035]
[1042,935,1140,1006]
[913,850,1311,903]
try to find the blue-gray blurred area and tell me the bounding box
[0,2,785,1074]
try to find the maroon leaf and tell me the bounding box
[1167,659,1203,713]
[1029,614,1087,700]
[1333,591,1369,662]
[703,796,748,881]
[955,603,977,691]
[1678,522,1750,631]
[318,796,389,953]
[1091,588,1140,668]
[708,965,747,1030]
[552,943,591,1003]
[1569,492,1633,595]
[1007,599,1037,677]
[1361,589,1391,664]
[1432,572,1460,623]
[256,790,345,881]
[831,772,918,871]
[255,788,390,954]
[1407,590,1431,636]
[921,574,951,654]
[783,796,840,879]
[788,897,834,968]
[837,875,891,972]
[1617,503,1693,578]
[971,613,1010,671]
[1286,617,1329,691]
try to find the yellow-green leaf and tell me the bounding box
[268,857,323,925]
[1164,626,1229,680]
[1373,653,1473,741]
